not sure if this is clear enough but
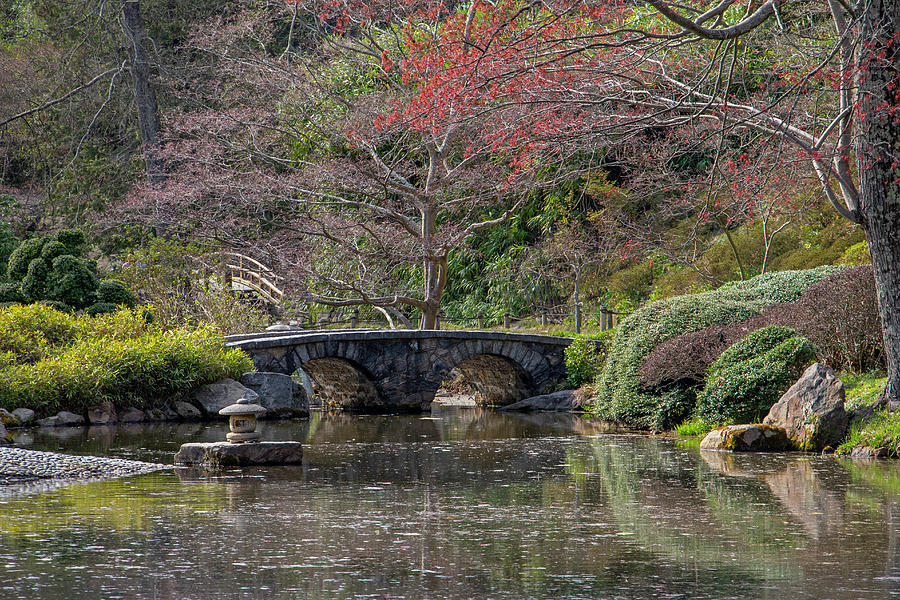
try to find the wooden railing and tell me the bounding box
[218,252,284,306]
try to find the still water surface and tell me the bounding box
[2,408,900,599]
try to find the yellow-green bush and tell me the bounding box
[0,304,253,415]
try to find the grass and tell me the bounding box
[841,371,888,411]
[835,371,891,455]
[673,417,718,437]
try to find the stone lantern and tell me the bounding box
[219,397,267,443]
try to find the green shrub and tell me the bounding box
[592,266,838,430]
[6,237,45,280]
[565,335,608,387]
[85,302,118,316]
[20,258,48,301]
[0,282,24,303]
[46,254,99,309]
[56,229,86,255]
[0,305,253,414]
[4,232,134,312]
[706,326,798,380]
[96,279,136,307]
[0,303,83,348]
[40,240,68,261]
[695,330,816,424]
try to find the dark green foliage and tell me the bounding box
[593,266,838,430]
[46,254,99,309]
[1,231,129,312]
[39,300,73,313]
[0,222,17,281]
[40,240,68,261]
[0,282,24,303]
[706,326,798,380]
[6,237,46,280]
[85,302,118,316]
[20,258,48,301]
[56,229,86,255]
[96,279,136,307]
[695,329,816,424]
[565,335,608,387]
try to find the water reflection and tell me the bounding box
[3,411,900,598]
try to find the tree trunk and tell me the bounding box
[122,1,163,185]
[857,0,900,404]
[573,266,582,334]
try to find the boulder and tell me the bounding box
[87,402,117,425]
[239,372,309,418]
[37,411,87,428]
[849,445,890,459]
[174,441,303,467]
[119,407,145,423]
[144,407,168,421]
[763,362,848,452]
[500,390,582,412]
[700,424,792,452]
[173,401,202,421]
[192,379,259,417]
[0,421,8,444]
[11,408,35,426]
[0,408,19,428]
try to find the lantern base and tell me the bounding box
[174,441,303,467]
[226,431,262,443]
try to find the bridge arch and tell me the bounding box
[450,353,534,406]
[300,357,383,412]
[228,330,572,413]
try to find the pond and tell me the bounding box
[2,408,900,599]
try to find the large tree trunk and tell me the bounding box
[122,1,163,185]
[857,0,900,404]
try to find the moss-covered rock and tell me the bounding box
[699,424,792,452]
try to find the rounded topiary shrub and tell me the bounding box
[56,229,86,255]
[46,254,99,309]
[695,326,816,425]
[20,258,48,302]
[40,240,68,262]
[96,279,136,307]
[6,237,45,280]
[85,302,118,316]
[593,266,837,430]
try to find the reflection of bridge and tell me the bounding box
[226,330,573,412]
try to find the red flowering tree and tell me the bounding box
[354,0,900,403]
[120,3,596,329]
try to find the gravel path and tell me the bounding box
[0,446,170,486]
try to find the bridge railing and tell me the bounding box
[275,302,629,333]
[220,252,284,306]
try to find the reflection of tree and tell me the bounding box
[570,437,802,582]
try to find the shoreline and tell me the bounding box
[0,446,171,489]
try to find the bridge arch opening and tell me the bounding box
[299,357,383,412]
[446,353,535,407]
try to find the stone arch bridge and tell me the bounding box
[226,330,575,412]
